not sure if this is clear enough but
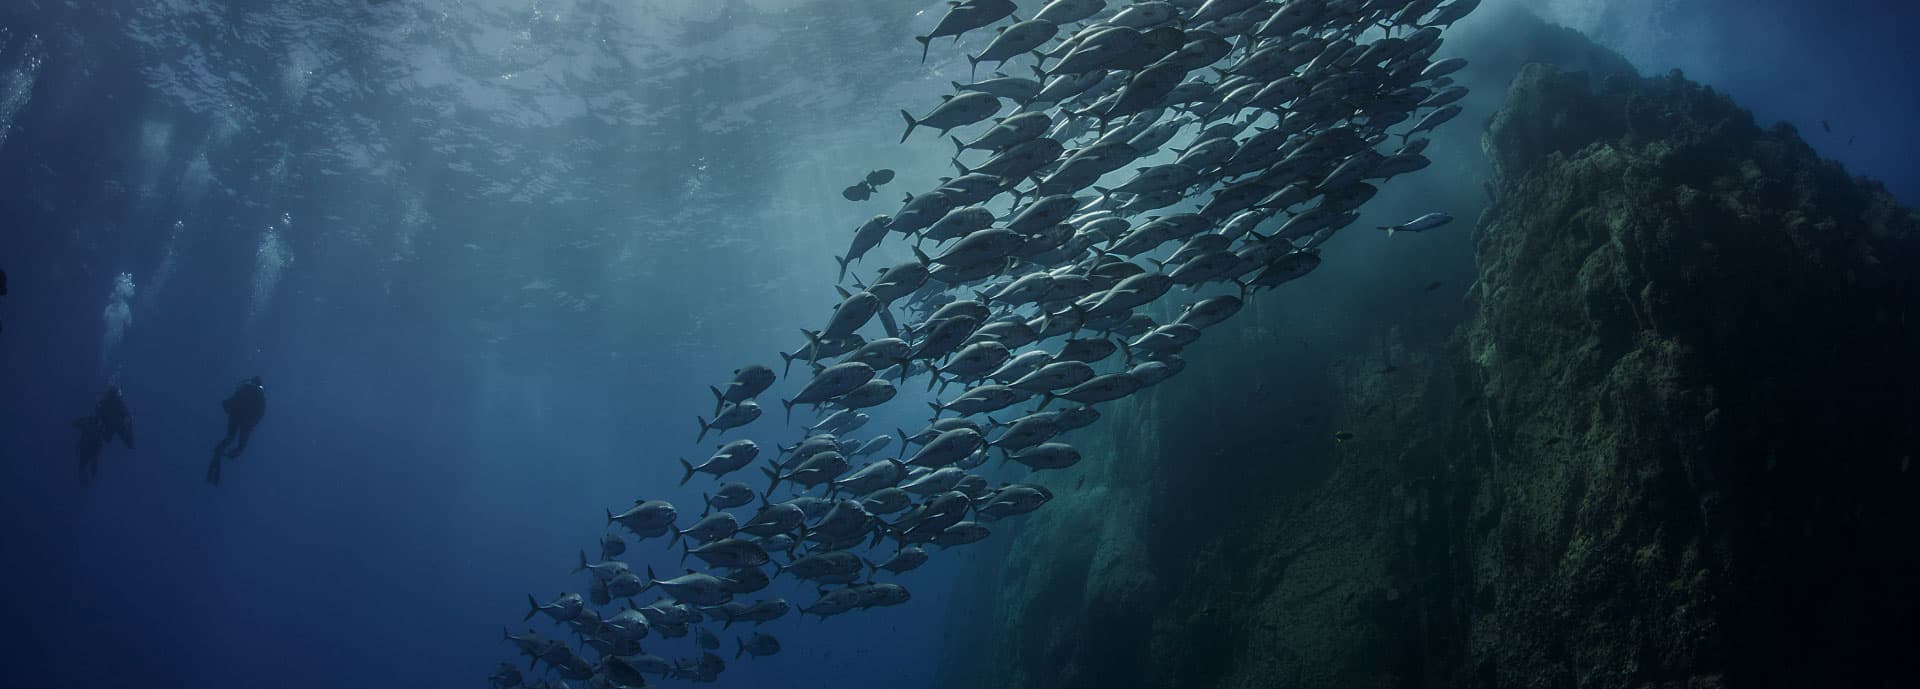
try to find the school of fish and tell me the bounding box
[491,0,1475,685]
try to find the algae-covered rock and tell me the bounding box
[940,15,1920,689]
[1464,63,1920,689]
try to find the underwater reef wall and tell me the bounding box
[1459,63,1920,688]
[938,16,1920,689]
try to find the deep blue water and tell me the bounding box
[0,2,1913,688]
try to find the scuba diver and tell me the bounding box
[94,386,134,449]
[71,386,133,484]
[206,376,267,485]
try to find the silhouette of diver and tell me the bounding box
[72,387,134,484]
[207,376,267,485]
[95,386,134,449]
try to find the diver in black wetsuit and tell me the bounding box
[206,376,267,485]
[71,387,133,484]
[94,386,134,449]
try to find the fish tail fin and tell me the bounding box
[967,54,983,79]
[524,594,539,622]
[835,255,851,283]
[915,35,931,62]
[696,416,711,444]
[927,400,943,418]
[762,464,781,496]
[900,109,918,143]
[781,399,795,424]
[779,351,797,377]
[1118,339,1135,367]
[1036,393,1055,411]
[573,550,588,574]
[679,458,696,486]
[911,245,933,266]
[951,135,966,158]
[737,637,745,660]
[896,428,911,458]
[709,385,727,416]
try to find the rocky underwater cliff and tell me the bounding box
[936,13,1920,689]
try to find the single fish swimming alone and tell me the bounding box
[1377,212,1454,237]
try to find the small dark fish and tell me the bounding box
[1333,431,1355,442]
[843,184,874,202]
[866,169,895,187]
[1423,281,1442,292]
